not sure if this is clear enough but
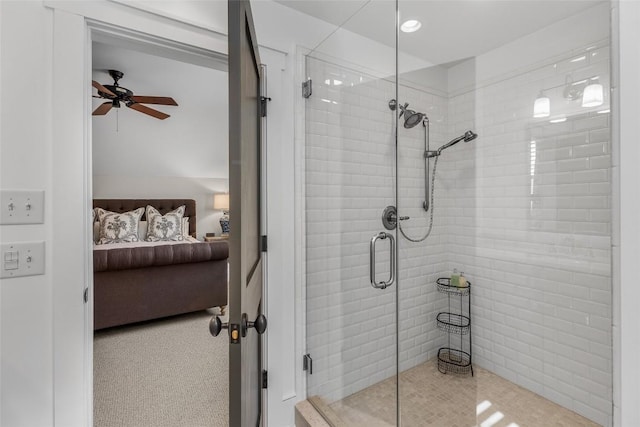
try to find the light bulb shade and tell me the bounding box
[582,83,604,107]
[533,95,550,118]
[213,193,229,211]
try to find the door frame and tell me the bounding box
[49,4,233,425]
[49,2,302,425]
[86,20,231,424]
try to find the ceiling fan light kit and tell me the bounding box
[92,69,178,120]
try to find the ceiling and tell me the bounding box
[92,41,226,111]
[274,0,604,65]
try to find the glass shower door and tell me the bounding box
[395,1,613,426]
[303,1,400,424]
[300,1,613,426]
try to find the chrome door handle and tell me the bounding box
[370,232,395,289]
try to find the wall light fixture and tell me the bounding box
[533,92,550,118]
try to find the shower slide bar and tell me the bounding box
[423,118,431,211]
[369,232,395,289]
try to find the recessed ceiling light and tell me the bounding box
[401,19,422,33]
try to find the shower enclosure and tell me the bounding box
[302,1,613,426]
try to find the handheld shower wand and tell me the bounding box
[400,129,479,242]
[425,130,478,158]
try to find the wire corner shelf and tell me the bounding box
[436,277,470,296]
[437,348,473,375]
[435,276,473,376]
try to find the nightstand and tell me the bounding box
[204,235,229,242]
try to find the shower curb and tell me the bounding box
[295,400,332,427]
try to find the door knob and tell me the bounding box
[241,313,267,337]
[209,316,228,337]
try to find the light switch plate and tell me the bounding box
[0,190,45,224]
[0,242,45,278]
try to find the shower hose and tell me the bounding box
[399,155,439,243]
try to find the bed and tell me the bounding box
[92,199,228,330]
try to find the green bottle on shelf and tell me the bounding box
[450,268,460,287]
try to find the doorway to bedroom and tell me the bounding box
[90,38,231,427]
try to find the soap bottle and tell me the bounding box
[450,268,460,287]
[459,271,467,288]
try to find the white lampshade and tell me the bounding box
[533,94,550,118]
[214,193,229,211]
[582,83,604,107]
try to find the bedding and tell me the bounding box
[92,199,228,330]
[93,236,200,250]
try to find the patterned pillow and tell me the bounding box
[95,207,144,244]
[145,205,185,241]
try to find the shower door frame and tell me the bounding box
[296,0,403,418]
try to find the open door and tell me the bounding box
[210,1,267,426]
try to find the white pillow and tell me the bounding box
[95,207,144,244]
[94,217,189,242]
[93,211,190,242]
[145,205,185,241]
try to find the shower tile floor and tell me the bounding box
[311,359,600,427]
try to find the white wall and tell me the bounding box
[92,43,229,238]
[439,5,613,425]
[0,2,54,426]
[617,1,640,426]
[445,44,612,426]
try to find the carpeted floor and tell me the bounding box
[94,309,229,427]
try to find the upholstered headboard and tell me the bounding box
[93,199,197,237]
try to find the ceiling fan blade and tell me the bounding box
[92,80,116,97]
[92,102,113,116]
[127,102,170,120]
[130,96,178,106]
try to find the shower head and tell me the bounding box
[436,130,478,155]
[394,101,426,129]
[403,110,426,128]
[463,130,478,142]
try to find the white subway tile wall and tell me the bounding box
[442,43,611,425]
[305,57,452,404]
[305,39,611,426]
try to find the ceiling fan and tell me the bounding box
[92,69,178,120]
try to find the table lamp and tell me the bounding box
[214,193,230,236]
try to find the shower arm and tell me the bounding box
[423,118,431,212]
